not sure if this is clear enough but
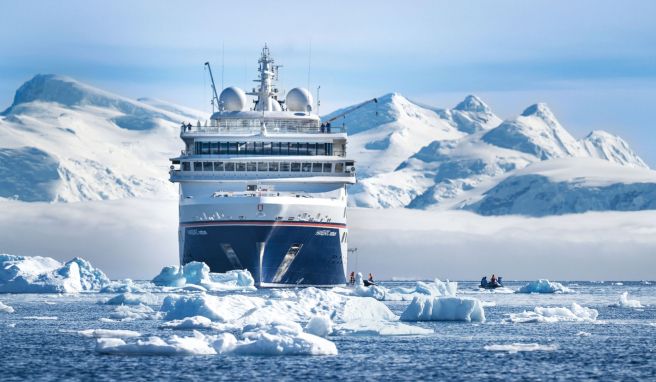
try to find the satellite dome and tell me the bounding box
[219,87,247,111]
[285,87,313,112]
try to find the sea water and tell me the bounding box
[0,281,654,381]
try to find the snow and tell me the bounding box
[0,254,109,293]
[152,262,255,291]
[582,130,648,169]
[507,303,598,323]
[0,300,15,313]
[400,296,485,322]
[609,292,644,308]
[104,292,158,306]
[78,329,141,338]
[304,315,333,337]
[517,280,574,294]
[484,343,559,353]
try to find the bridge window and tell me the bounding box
[317,144,326,155]
[263,142,272,154]
[302,162,312,172]
[246,162,256,171]
[203,161,213,171]
[257,162,267,171]
[312,163,322,172]
[201,142,210,155]
[182,162,191,171]
[236,162,246,171]
[214,162,224,171]
[246,142,254,155]
[269,162,279,171]
[291,162,300,172]
[322,163,332,172]
[280,162,290,171]
[335,163,344,173]
[211,142,219,154]
[194,162,203,171]
[225,162,235,171]
[290,143,299,155]
[238,142,246,154]
[219,142,228,154]
[228,142,237,154]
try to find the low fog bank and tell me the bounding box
[0,199,654,280]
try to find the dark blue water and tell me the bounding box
[1,281,655,381]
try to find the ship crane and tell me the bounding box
[320,97,378,132]
[204,62,220,112]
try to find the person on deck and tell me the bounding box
[349,272,355,285]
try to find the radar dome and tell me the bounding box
[219,87,247,111]
[286,87,313,112]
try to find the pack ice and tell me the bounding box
[507,303,598,323]
[0,254,109,293]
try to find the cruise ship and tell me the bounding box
[169,45,363,287]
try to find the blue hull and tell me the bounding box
[180,221,346,286]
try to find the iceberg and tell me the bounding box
[78,329,141,338]
[517,279,573,294]
[484,343,559,353]
[609,292,644,308]
[108,304,158,321]
[400,296,485,322]
[0,301,15,313]
[152,262,255,291]
[0,254,109,293]
[103,292,158,306]
[507,303,598,323]
[235,320,337,356]
[99,279,145,294]
[160,293,262,322]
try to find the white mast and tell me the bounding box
[249,44,282,112]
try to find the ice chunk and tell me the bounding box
[0,254,108,293]
[99,279,144,294]
[160,316,217,330]
[304,315,333,337]
[103,292,158,306]
[609,292,644,308]
[334,320,433,336]
[152,262,255,291]
[24,316,58,320]
[78,329,141,338]
[96,331,217,355]
[576,331,591,337]
[517,279,573,294]
[400,296,485,322]
[484,343,558,353]
[507,303,598,323]
[160,293,262,322]
[108,304,158,321]
[236,320,337,356]
[0,301,15,313]
[336,273,457,301]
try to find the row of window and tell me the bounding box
[181,161,346,173]
[193,141,334,156]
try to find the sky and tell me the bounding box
[2,0,655,165]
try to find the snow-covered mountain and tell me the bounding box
[0,75,652,216]
[465,158,656,216]
[343,96,652,213]
[0,74,207,202]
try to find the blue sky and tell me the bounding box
[2,0,655,165]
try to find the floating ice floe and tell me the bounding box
[24,316,58,320]
[332,273,458,301]
[400,296,485,322]
[576,331,592,337]
[159,316,218,330]
[334,320,433,336]
[96,323,338,356]
[517,279,574,294]
[99,279,145,294]
[103,292,158,306]
[506,303,598,323]
[484,343,559,353]
[78,329,141,338]
[0,300,14,313]
[107,304,159,321]
[152,262,255,292]
[608,292,644,308]
[0,254,109,293]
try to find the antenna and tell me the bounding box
[316,85,321,116]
